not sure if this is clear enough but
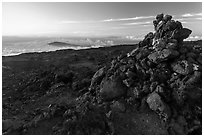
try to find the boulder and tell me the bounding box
[156,21,165,31]
[136,48,151,60]
[197,55,202,64]
[128,47,139,57]
[172,28,192,40]
[110,101,126,112]
[148,49,179,64]
[144,32,154,44]
[2,119,23,133]
[140,58,149,70]
[166,39,178,49]
[164,20,177,31]
[122,78,135,88]
[89,67,106,91]
[155,85,171,102]
[172,84,186,106]
[166,42,177,49]
[150,82,158,92]
[156,13,164,22]
[99,77,127,101]
[171,60,193,75]
[146,92,171,121]
[125,69,137,79]
[2,119,13,132]
[186,86,202,101]
[186,52,197,59]
[185,71,201,85]
[175,21,183,29]
[163,14,172,22]
[133,87,144,98]
[169,119,186,135]
[153,20,159,28]
[153,39,166,51]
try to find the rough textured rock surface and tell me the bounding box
[86,13,201,135]
[99,77,127,101]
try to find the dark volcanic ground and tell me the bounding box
[2,44,136,134]
[2,40,202,135]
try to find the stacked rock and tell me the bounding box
[89,13,202,134]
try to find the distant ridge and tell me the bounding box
[48,41,79,47]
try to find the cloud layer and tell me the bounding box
[101,16,154,22]
[60,12,201,27]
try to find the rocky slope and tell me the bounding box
[2,13,202,135]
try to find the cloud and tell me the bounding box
[59,15,155,24]
[182,14,194,17]
[143,24,152,27]
[123,21,151,26]
[109,26,131,30]
[59,21,80,24]
[102,16,154,22]
[174,15,202,24]
[59,13,201,26]
[196,17,202,20]
[182,13,202,17]
[185,35,202,41]
[125,35,138,40]
[174,18,184,21]
[181,21,187,24]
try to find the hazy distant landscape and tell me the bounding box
[2,36,140,56]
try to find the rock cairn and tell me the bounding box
[89,13,202,134]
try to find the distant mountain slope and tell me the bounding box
[48,41,79,47]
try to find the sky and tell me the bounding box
[2,2,202,39]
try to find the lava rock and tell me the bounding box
[153,20,159,30]
[156,21,165,31]
[122,78,134,87]
[164,20,177,31]
[172,85,186,106]
[186,86,201,102]
[169,119,186,135]
[140,58,149,70]
[172,28,192,40]
[155,85,171,102]
[156,13,164,22]
[89,66,106,91]
[146,92,164,111]
[99,77,127,101]
[153,39,166,51]
[110,101,126,112]
[78,13,201,135]
[125,69,137,79]
[128,47,139,57]
[55,72,74,84]
[146,92,171,121]
[136,48,151,60]
[175,21,183,29]
[150,81,158,92]
[148,49,179,64]
[2,119,13,132]
[185,71,201,86]
[163,14,172,22]
[171,60,193,75]
[196,55,202,64]
[166,39,178,49]
[133,87,144,98]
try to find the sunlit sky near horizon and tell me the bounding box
[2,2,202,39]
